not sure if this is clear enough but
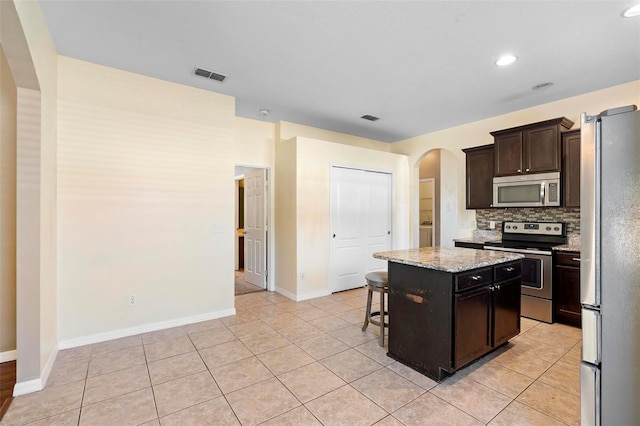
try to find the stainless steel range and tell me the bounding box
[483,221,566,323]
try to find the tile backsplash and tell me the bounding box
[476,207,580,236]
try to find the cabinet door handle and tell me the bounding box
[495,284,501,290]
[517,169,522,173]
[572,258,581,262]
[470,275,482,281]
[505,267,515,272]
[525,168,530,172]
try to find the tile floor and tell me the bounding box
[0,287,582,425]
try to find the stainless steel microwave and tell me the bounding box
[492,172,561,207]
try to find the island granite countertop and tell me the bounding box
[373,247,524,273]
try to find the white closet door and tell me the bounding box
[244,168,266,287]
[365,171,392,274]
[330,167,392,293]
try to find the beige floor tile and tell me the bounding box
[538,363,581,396]
[188,327,237,350]
[220,311,258,326]
[263,312,307,330]
[240,330,291,354]
[144,335,195,362]
[153,371,221,417]
[393,392,483,426]
[47,359,89,388]
[319,301,354,315]
[228,319,274,339]
[247,303,287,319]
[79,387,157,426]
[142,327,187,344]
[210,356,273,394]
[329,327,378,347]
[385,361,438,390]
[535,322,582,340]
[516,381,580,425]
[490,348,553,379]
[260,406,321,426]
[519,326,580,351]
[140,420,160,426]
[509,335,569,363]
[91,335,142,356]
[519,318,540,333]
[354,340,394,366]
[158,397,239,426]
[147,351,207,385]
[88,345,146,377]
[374,416,405,426]
[489,400,565,425]
[83,364,150,406]
[352,368,425,412]
[183,318,225,335]
[225,377,300,426]
[277,322,326,343]
[305,385,387,425]
[321,348,384,382]
[278,362,346,403]
[467,362,534,398]
[198,340,253,369]
[308,315,352,333]
[431,376,512,423]
[24,409,80,426]
[257,344,315,375]
[336,309,365,325]
[55,346,92,365]
[557,344,582,371]
[2,381,84,425]
[296,333,350,360]
[342,296,368,309]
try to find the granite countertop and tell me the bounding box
[452,237,502,245]
[553,242,581,252]
[373,247,524,273]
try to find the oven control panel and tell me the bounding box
[502,221,564,236]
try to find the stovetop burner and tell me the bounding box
[489,221,567,249]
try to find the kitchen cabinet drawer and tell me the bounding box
[494,261,521,282]
[454,241,485,250]
[455,268,492,292]
[556,251,581,267]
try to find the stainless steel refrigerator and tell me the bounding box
[580,105,640,426]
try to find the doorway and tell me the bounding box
[419,178,435,247]
[234,166,268,295]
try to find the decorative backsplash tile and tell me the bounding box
[476,207,580,236]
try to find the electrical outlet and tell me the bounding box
[212,224,222,233]
[128,294,136,307]
[489,221,496,229]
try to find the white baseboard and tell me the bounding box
[275,286,331,302]
[11,346,58,396]
[13,378,42,396]
[58,308,236,350]
[0,350,17,362]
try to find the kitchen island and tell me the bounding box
[373,247,524,381]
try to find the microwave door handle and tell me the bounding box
[540,183,546,205]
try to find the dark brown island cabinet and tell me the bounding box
[562,129,581,207]
[462,144,494,209]
[554,251,581,327]
[386,258,522,381]
[491,117,574,177]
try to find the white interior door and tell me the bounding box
[330,167,392,293]
[244,168,266,287]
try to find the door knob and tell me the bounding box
[332,234,336,238]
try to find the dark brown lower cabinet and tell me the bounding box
[388,259,521,381]
[554,251,581,327]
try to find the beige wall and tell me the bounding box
[278,121,391,152]
[0,45,17,357]
[392,80,640,243]
[57,57,237,342]
[275,136,410,300]
[274,136,297,296]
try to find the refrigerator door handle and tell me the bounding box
[582,308,601,365]
[581,362,601,426]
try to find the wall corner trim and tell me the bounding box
[57,308,236,350]
[13,378,42,397]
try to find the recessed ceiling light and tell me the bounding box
[259,109,270,116]
[532,82,554,91]
[622,3,640,17]
[496,54,518,66]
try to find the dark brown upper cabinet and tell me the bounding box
[562,129,581,207]
[462,144,494,209]
[491,117,574,177]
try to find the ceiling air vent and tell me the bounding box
[194,67,227,82]
[361,115,380,121]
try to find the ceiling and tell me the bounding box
[38,1,640,143]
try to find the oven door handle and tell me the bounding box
[483,246,553,256]
[540,183,546,205]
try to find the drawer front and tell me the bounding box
[556,251,581,267]
[494,261,521,282]
[455,268,492,292]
